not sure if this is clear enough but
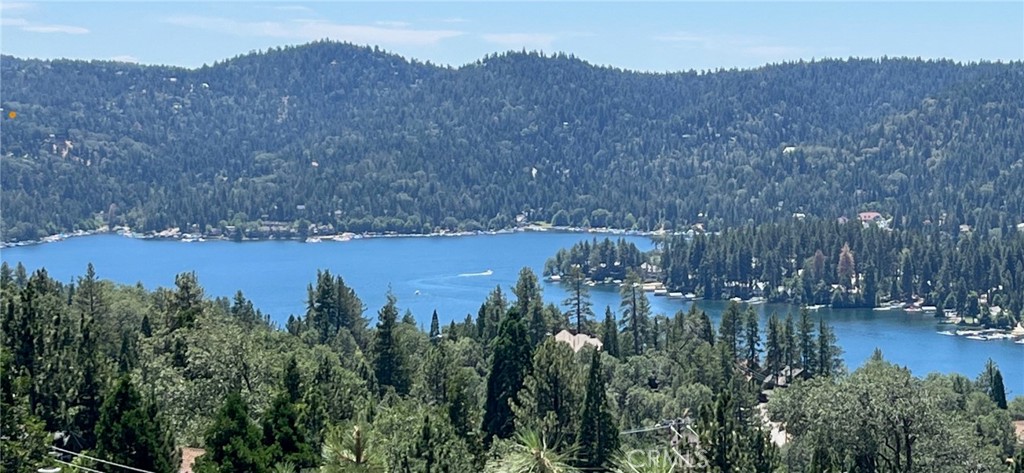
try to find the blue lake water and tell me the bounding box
[3,232,1022,397]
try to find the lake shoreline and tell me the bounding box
[0,224,667,249]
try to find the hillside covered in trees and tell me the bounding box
[2,264,1021,472]
[2,42,1023,241]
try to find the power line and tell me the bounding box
[51,446,156,473]
[52,459,104,473]
[621,423,672,435]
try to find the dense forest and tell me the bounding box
[543,218,1024,329]
[2,42,1023,241]
[660,219,1024,318]
[2,263,1021,472]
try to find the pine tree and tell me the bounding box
[373,292,410,395]
[482,308,532,447]
[514,267,547,347]
[170,272,203,331]
[478,286,507,344]
[282,356,301,403]
[718,302,743,359]
[697,391,745,473]
[73,304,103,449]
[429,310,441,344]
[600,306,620,358]
[668,308,689,347]
[320,421,383,473]
[837,242,856,290]
[141,313,153,337]
[982,359,1008,409]
[619,272,650,355]
[1,348,49,473]
[692,309,716,346]
[529,303,550,348]
[742,307,760,368]
[96,376,178,473]
[263,356,315,468]
[514,339,582,450]
[195,392,268,473]
[575,350,618,471]
[764,313,782,380]
[816,319,842,377]
[798,308,817,375]
[262,391,315,468]
[562,265,593,334]
[748,426,779,473]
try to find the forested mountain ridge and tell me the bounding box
[2,41,1022,241]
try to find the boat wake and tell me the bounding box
[458,269,494,277]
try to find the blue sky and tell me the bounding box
[1,1,1022,72]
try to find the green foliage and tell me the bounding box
[514,340,583,451]
[659,220,1024,326]
[483,308,533,446]
[373,292,411,395]
[601,307,620,359]
[1,263,1017,473]
[514,268,548,348]
[5,47,1024,245]
[303,270,367,346]
[545,238,647,282]
[770,356,1009,472]
[95,376,179,473]
[320,420,384,473]
[194,392,268,473]
[576,350,619,471]
[486,430,579,473]
[0,347,51,472]
[980,359,1009,410]
[262,363,316,468]
[562,266,594,335]
[619,272,652,356]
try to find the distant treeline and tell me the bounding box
[2,42,1023,241]
[660,219,1024,325]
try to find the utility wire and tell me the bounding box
[52,459,105,473]
[51,446,156,473]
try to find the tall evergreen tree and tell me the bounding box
[195,392,267,473]
[797,308,817,375]
[692,309,716,346]
[816,319,842,377]
[619,272,651,356]
[575,350,619,471]
[764,313,782,380]
[600,306,620,359]
[95,376,178,473]
[263,357,315,468]
[429,310,441,344]
[0,348,49,473]
[697,391,745,473]
[482,308,532,447]
[478,286,507,344]
[562,265,594,334]
[73,300,103,449]
[514,339,582,450]
[981,359,1008,409]
[514,267,547,347]
[373,292,410,395]
[742,307,760,368]
[718,302,743,359]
